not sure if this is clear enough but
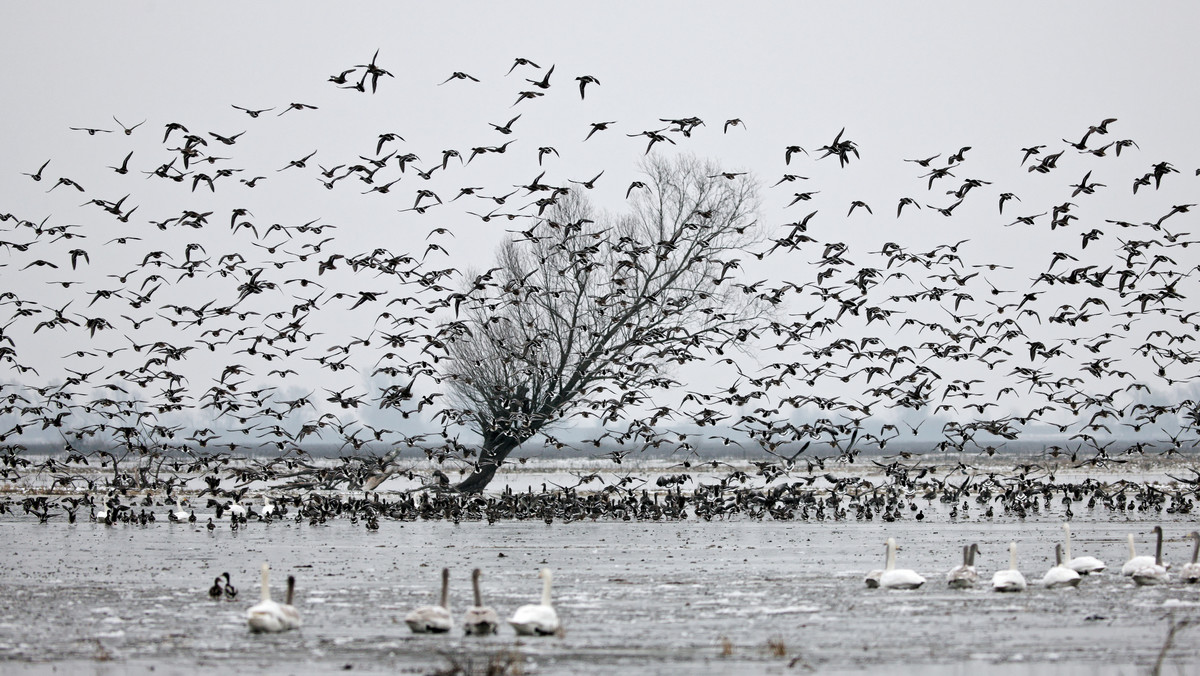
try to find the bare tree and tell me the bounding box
[424,153,764,492]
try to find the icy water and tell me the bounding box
[2,510,1199,675]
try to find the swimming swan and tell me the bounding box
[879,537,925,590]
[1042,544,1081,588]
[406,567,452,633]
[1131,526,1169,586]
[509,568,560,636]
[1061,523,1105,574]
[947,543,980,588]
[992,541,1027,592]
[246,563,301,632]
[1181,531,1200,583]
[462,568,500,635]
[1121,532,1159,576]
[170,498,190,522]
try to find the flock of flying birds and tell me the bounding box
[2,48,1200,520]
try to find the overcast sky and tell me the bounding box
[2,2,1199,446]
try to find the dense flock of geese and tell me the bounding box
[7,445,1198,526]
[2,48,1200,515]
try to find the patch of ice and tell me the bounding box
[762,605,822,614]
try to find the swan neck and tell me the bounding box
[1127,534,1136,559]
[961,545,970,566]
[1154,528,1163,566]
[472,569,482,606]
[541,569,553,606]
[440,568,449,609]
[261,564,271,602]
[1009,542,1017,571]
[885,540,896,571]
[285,575,295,605]
[1192,533,1200,564]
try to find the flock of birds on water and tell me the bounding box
[869,524,1200,591]
[221,562,557,637]
[2,48,1200,524]
[209,522,1200,637]
[218,524,1200,637]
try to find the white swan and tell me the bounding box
[462,568,499,635]
[1181,531,1200,584]
[405,567,452,633]
[1120,533,1159,576]
[509,568,560,636]
[1061,523,1106,574]
[261,495,275,518]
[229,500,247,519]
[992,541,1027,592]
[1131,526,1169,586]
[947,543,980,588]
[246,563,301,632]
[170,498,189,522]
[879,537,925,589]
[1042,544,1082,588]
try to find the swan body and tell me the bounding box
[1062,523,1106,574]
[947,543,980,588]
[406,567,452,633]
[261,496,275,518]
[462,568,499,635]
[879,537,925,590]
[1181,531,1200,583]
[509,568,560,636]
[992,541,1027,592]
[170,498,189,522]
[229,500,247,519]
[247,563,301,632]
[1131,526,1169,586]
[1042,544,1081,588]
[1121,533,1158,576]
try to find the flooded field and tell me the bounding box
[2,498,1199,675]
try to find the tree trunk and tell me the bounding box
[454,436,521,493]
[362,431,529,494]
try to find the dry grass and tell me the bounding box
[430,648,524,676]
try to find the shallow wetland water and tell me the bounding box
[2,503,1199,675]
